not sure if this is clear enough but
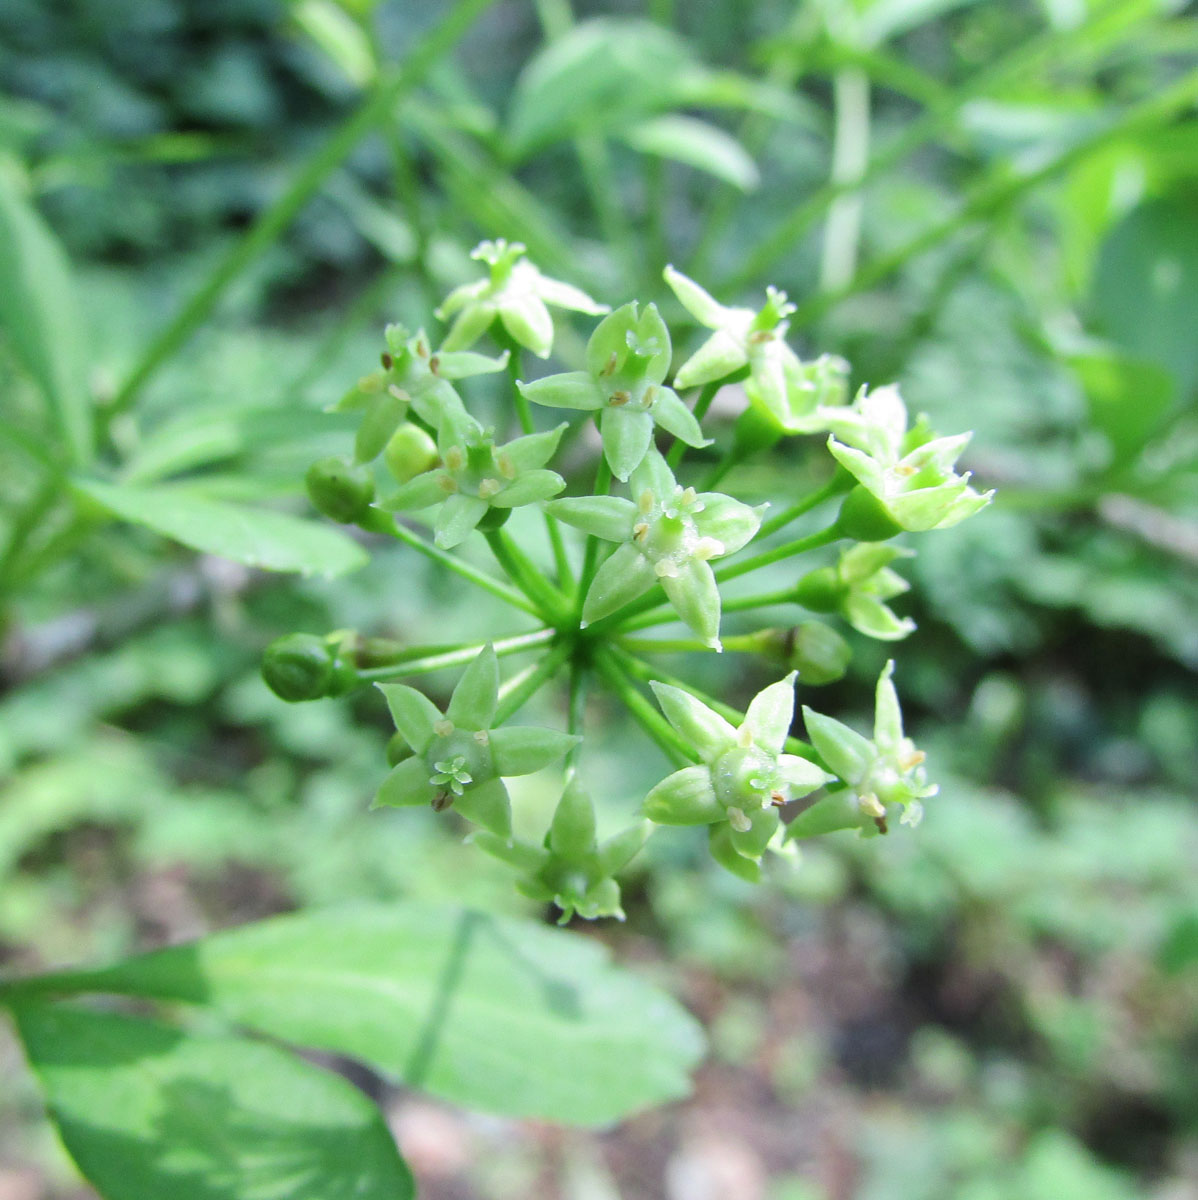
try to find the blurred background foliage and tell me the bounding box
[1,0,1196,1197]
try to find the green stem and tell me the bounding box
[565,658,588,773]
[103,0,498,418]
[719,585,799,615]
[665,380,722,470]
[367,512,539,615]
[502,333,576,599]
[593,648,694,769]
[756,474,849,540]
[356,628,555,683]
[715,526,840,585]
[485,529,569,623]
[818,66,871,292]
[494,640,571,723]
[576,453,612,611]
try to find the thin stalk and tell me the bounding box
[356,628,555,683]
[565,658,588,774]
[618,632,762,655]
[666,379,722,470]
[593,648,694,769]
[368,513,539,615]
[715,526,840,585]
[575,453,612,610]
[485,529,569,622]
[104,0,497,417]
[494,640,571,723]
[720,585,799,615]
[503,334,575,598]
[818,66,870,292]
[756,474,848,540]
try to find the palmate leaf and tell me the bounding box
[36,901,705,1127]
[74,480,367,578]
[14,1002,413,1200]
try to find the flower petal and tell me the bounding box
[663,265,732,328]
[377,683,443,752]
[545,495,637,541]
[490,469,565,508]
[651,386,709,447]
[649,681,737,758]
[434,493,489,548]
[447,643,499,729]
[601,406,654,481]
[742,674,797,754]
[661,559,722,648]
[582,543,656,623]
[643,765,722,825]
[489,726,579,775]
[519,372,605,412]
[452,776,511,836]
[373,756,438,809]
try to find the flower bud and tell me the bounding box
[306,457,375,525]
[261,634,334,702]
[787,622,852,685]
[833,486,904,542]
[793,567,843,613]
[383,423,438,483]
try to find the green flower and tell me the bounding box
[337,325,508,464]
[795,543,916,641]
[664,265,850,432]
[374,645,578,836]
[823,384,994,531]
[519,301,710,481]
[436,238,608,359]
[546,451,764,648]
[474,778,651,922]
[383,410,566,548]
[791,660,937,838]
[642,674,831,881]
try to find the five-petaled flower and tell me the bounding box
[822,383,994,531]
[547,451,764,648]
[642,673,832,880]
[382,409,567,548]
[374,645,577,836]
[664,265,850,433]
[436,239,608,359]
[791,660,938,839]
[519,301,709,481]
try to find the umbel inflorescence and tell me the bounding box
[266,239,992,922]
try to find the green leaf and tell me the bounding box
[43,902,705,1127]
[1070,347,1175,465]
[621,115,760,190]
[489,726,578,775]
[74,480,367,578]
[14,1002,413,1200]
[0,176,93,464]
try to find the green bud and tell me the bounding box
[731,404,782,457]
[793,567,843,613]
[383,422,438,483]
[834,486,904,542]
[306,457,375,524]
[787,622,852,685]
[262,634,334,702]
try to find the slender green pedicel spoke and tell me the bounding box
[485,530,570,624]
[714,527,841,585]
[756,476,848,541]
[665,379,722,470]
[566,658,588,774]
[575,454,612,614]
[502,331,575,598]
[494,640,572,723]
[593,649,695,769]
[369,514,539,615]
[356,629,556,683]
